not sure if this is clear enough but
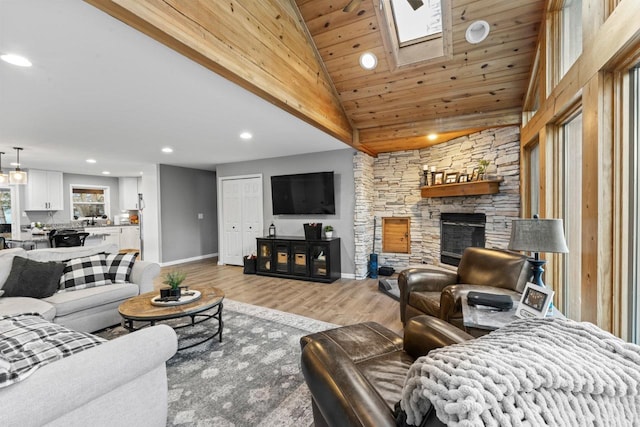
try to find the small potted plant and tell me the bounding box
[478,159,490,180]
[324,225,334,239]
[161,270,187,298]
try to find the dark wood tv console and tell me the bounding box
[256,236,341,283]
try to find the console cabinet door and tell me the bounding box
[257,239,274,272]
[309,243,330,279]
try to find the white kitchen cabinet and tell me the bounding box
[119,226,140,250]
[86,226,120,247]
[119,177,139,210]
[85,226,139,250]
[25,169,64,210]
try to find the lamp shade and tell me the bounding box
[508,218,569,254]
[9,170,28,185]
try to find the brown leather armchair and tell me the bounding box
[300,315,472,427]
[398,247,532,332]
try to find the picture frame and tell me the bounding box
[432,171,444,185]
[458,174,468,183]
[515,282,554,319]
[444,172,458,184]
[470,168,480,181]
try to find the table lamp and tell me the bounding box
[508,215,569,288]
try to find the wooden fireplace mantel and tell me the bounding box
[420,179,503,198]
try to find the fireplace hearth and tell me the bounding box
[440,213,486,266]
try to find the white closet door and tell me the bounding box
[242,177,263,257]
[222,179,244,265]
[221,176,263,266]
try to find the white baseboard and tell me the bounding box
[160,253,218,267]
[340,272,356,279]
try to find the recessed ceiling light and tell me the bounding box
[240,131,253,140]
[1,53,32,67]
[465,20,490,44]
[359,52,378,70]
[427,133,438,141]
[86,158,97,164]
[102,171,111,175]
[162,147,173,153]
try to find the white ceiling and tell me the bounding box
[0,0,347,178]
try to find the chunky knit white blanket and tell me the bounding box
[401,318,640,426]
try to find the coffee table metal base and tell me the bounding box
[122,302,224,351]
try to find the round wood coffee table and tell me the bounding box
[119,284,224,350]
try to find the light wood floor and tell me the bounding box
[153,258,403,334]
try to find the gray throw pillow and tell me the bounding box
[2,257,65,298]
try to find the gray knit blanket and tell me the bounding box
[401,318,640,426]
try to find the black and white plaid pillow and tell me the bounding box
[58,254,112,292]
[105,253,138,284]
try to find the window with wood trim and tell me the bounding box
[378,0,451,68]
[526,141,540,218]
[557,111,583,319]
[559,0,582,78]
[629,66,640,344]
[382,217,410,253]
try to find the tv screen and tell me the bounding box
[271,172,335,215]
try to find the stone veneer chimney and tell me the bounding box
[353,126,521,278]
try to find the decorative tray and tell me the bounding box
[150,290,201,307]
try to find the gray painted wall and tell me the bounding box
[159,164,217,263]
[22,172,121,225]
[216,148,357,276]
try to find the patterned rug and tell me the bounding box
[97,299,337,426]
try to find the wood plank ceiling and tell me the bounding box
[87,0,544,156]
[296,0,545,154]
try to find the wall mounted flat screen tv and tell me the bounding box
[271,172,335,215]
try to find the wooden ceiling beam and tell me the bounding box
[85,0,354,145]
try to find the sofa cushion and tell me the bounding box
[44,283,138,317]
[0,313,104,388]
[0,248,28,289]
[26,243,118,263]
[2,258,65,299]
[105,252,137,284]
[0,298,56,321]
[357,351,416,410]
[59,254,112,292]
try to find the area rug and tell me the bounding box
[97,299,338,426]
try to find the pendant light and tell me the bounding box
[0,152,8,184]
[9,147,28,185]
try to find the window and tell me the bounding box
[559,112,583,319]
[0,188,11,225]
[527,142,540,217]
[71,186,109,219]
[630,66,640,343]
[390,0,442,46]
[380,0,450,67]
[560,0,582,78]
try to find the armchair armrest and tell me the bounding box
[130,261,160,294]
[403,315,473,359]
[398,268,458,323]
[301,338,397,427]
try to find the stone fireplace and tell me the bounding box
[440,213,486,266]
[353,126,522,278]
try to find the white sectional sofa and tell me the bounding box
[0,243,160,332]
[0,244,177,426]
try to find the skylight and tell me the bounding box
[390,0,442,45]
